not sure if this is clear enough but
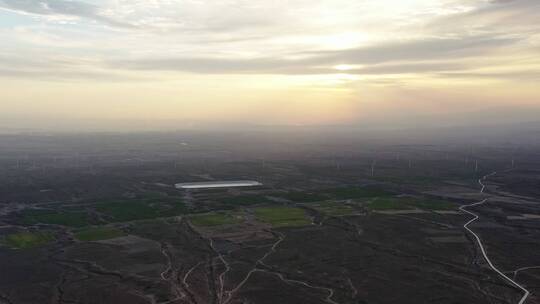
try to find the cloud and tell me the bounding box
[0,67,137,81]
[308,34,520,65]
[0,54,138,81]
[0,0,301,33]
[437,70,540,81]
[109,34,520,75]
[429,0,540,32]
[0,0,136,28]
[0,0,536,84]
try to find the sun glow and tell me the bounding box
[334,64,355,71]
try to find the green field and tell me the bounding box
[190,212,243,226]
[373,175,444,186]
[323,187,393,199]
[74,226,126,241]
[129,219,180,240]
[96,198,186,222]
[255,207,311,227]
[312,201,357,216]
[220,195,272,206]
[279,187,391,204]
[404,197,456,210]
[1,231,53,249]
[369,197,414,210]
[20,209,93,227]
[280,192,328,203]
[368,197,456,211]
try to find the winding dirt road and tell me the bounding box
[221,232,285,304]
[460,172,531,304]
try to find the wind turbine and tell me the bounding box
[371,160,377,177]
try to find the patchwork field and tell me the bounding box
[74,226,126,241]
[368,196,456,211]
[310,201,358,216]
[19,209,94,227]
[219,195,274,206]
[95,198,186,222]
[254,207,311,227]
[1,133,539,304]
[190,211,244,226]
[1,231,54,249]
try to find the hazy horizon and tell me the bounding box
[1,0,539,132]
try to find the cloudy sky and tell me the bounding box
[0,0,539,131]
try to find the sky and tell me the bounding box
[0,0,539,131]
